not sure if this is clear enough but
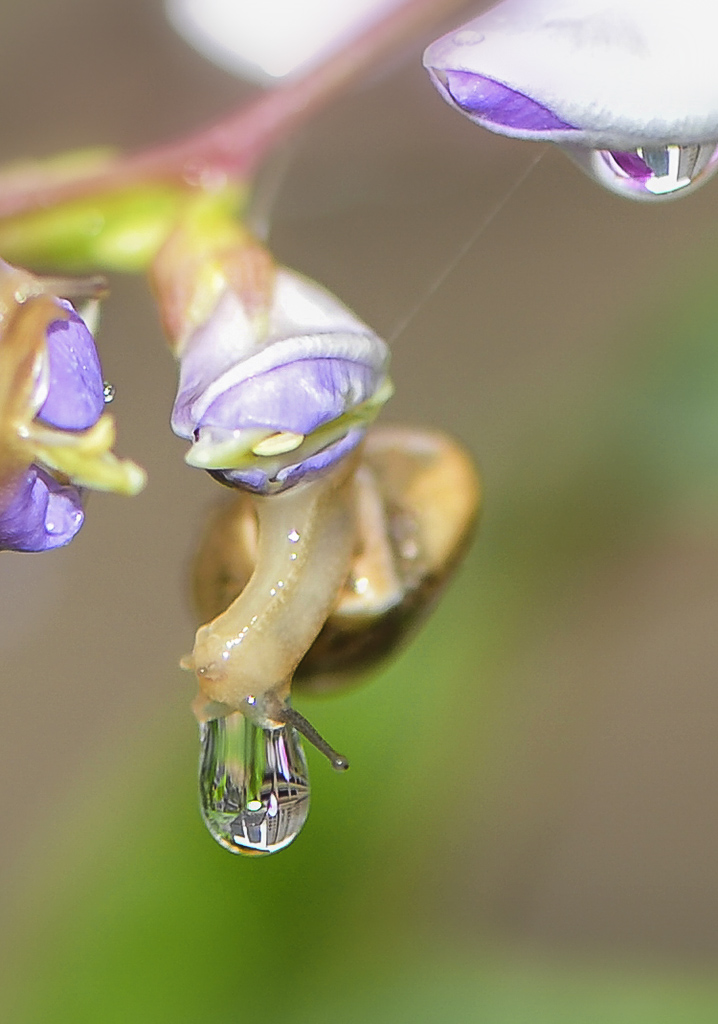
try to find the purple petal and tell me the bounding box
[275,429,363,487]
[171,268,389,442]
[38,303,104,431]
[0,465,84,551]
[442,71,576,131]
[199,358,379,436]
[605,150,652,180]
[212,428,364,495]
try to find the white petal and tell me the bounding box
[166,0,405,83]
[424,0,718,146]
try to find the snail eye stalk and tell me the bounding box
[273,704,349,771]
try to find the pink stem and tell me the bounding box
[0,0,468,220]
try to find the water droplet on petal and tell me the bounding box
[103,381,115,403]
[452,30,484,46]
[199,712,310,856]
[565,142,718,200]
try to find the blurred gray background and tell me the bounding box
[2,0,718,991]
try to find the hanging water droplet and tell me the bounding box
[199,711,310,856]
[564,141,718,201]
[103,381,115,403]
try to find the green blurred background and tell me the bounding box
[3,1,718,1020]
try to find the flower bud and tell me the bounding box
[154,204,392,494]
[424,0,718,200]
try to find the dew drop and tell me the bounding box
[452,30,484,46]
[199,712,310,856]
[287,529,300,543]
[565,141,718,201]
[103,381,116,404]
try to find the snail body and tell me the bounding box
[192,424,480,702]
[187,456,358,725]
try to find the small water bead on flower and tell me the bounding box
[567,143,718,201]
[0,261,145,552]
[423,0,718,201]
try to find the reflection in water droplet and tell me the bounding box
[199,712,310,856]
[565,141,718,200]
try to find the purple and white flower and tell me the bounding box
[424,0,718,200]
[171,266,392,494]
[0,263,145,552]
[0,301,102,551]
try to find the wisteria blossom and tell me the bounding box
[0,262,145,552]
[0,0,489,862]
[152,206,392,495]
[424,0,718,199]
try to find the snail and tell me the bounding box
[189,423,479,855]
[153,203,479,854]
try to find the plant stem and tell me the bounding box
[0,0,468,220]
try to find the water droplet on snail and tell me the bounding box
[199,712,310,856]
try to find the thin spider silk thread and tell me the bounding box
[387,148,546,348]
[247,140,298,241]
[258,139,544,347]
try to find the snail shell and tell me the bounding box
[192,424,480,694]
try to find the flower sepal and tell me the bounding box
[25,414,146,496]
